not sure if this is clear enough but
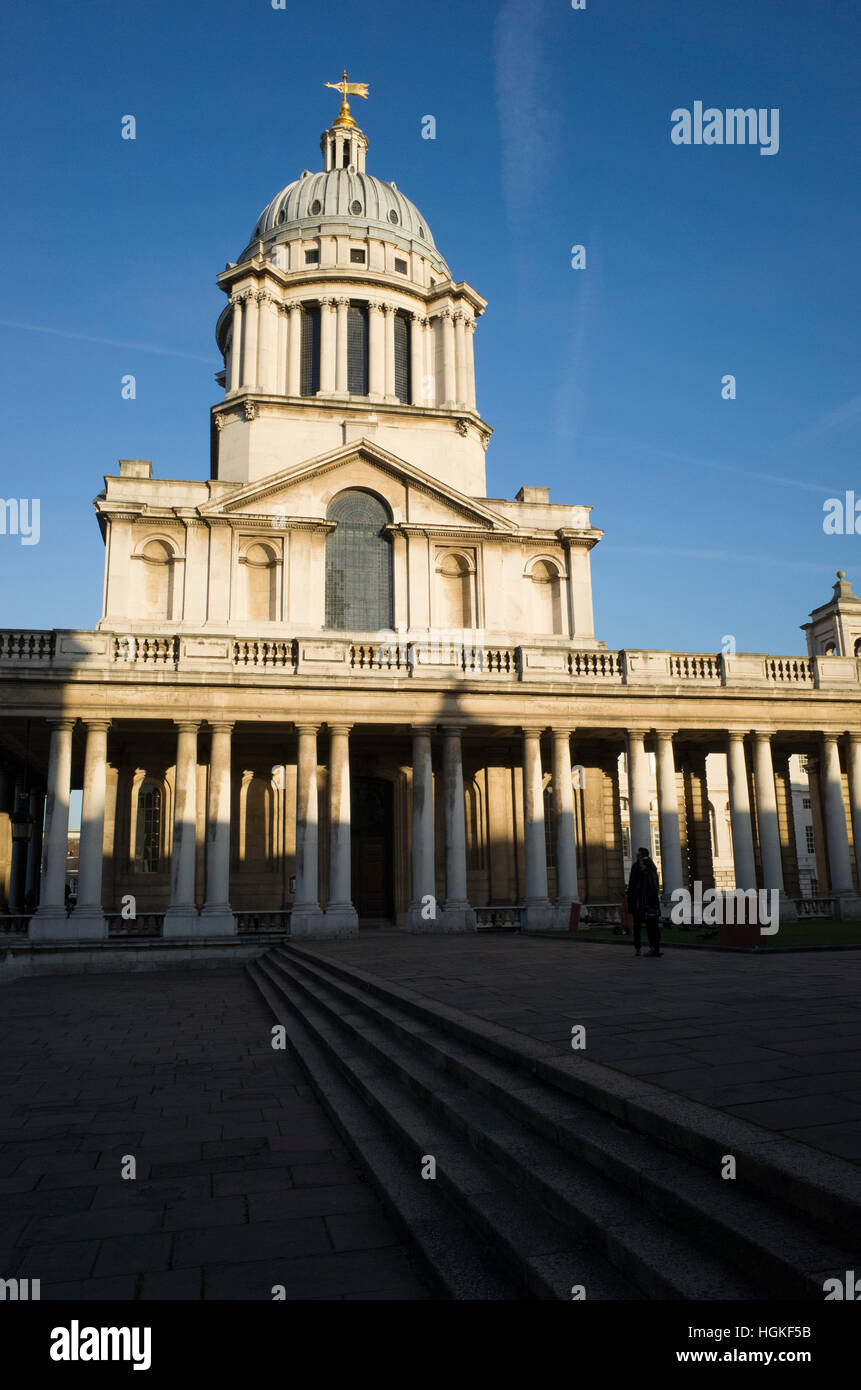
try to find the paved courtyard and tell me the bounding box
[303,933,861,1165]
[0,967,431,1300]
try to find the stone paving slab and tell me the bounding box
[300,932,861,1166]
[0,968,431,1300]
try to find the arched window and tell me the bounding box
[140,539,175,620]
[854,638,861,658]
[347,304,369,395]
[242,542,278,622]
[135,783,163,872]
[300,304,321,396]
[394,311,411,403]
[528,559,563,635]
[437,552,473,628]
[325,491,394,631]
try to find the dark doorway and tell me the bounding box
[351,777,394,921]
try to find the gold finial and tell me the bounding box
[324,69,369,128]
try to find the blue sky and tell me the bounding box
[1,0,859,654]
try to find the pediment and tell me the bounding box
[198,439,517,534]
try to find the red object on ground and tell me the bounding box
[568,901,581,932]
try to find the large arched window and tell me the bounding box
[393,310,411,403]
[325,491,394,631]
[300,304,321,396]
[348,304,369,395]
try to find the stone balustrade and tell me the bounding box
[0,629,852,691]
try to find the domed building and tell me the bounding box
[2,84,861,954]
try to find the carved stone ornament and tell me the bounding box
[455,417,469,437]
[244,400,258,421]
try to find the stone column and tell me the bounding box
[240,290,258,390]
[626,730,652,857]
[465,317,477,410]
[368,301,385,399]
[276,303,288,393]
[522,728,554,930]
[440,726,476,932]
[229,297,242,393]
[454,311,467,407]
[287,303,302,396]
[847,734,861,893]
[319,298,337,395]
[752,730,796,920]
[441,309,456,407]
[325,725,358,934]
[201,722,235,935]
[31,719,76,937]
[335,298,350,395]
[552,730,579,916]
[24,786,44,909]
[654,730,684,899]
[383,304,397,402]
[727,732,756,892]
[821,734,858,910]
[73,720,110,937]
[292,724,323,935]
[410,314,426,405]
[407,728,436,931]
[257,291,277,394]
[164,721,201,935]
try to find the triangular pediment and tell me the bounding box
[199,439,517,533]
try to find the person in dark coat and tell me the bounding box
[627,847,662,956]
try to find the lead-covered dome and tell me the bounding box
[250,170,437,251]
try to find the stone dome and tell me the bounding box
[248,170,438,252]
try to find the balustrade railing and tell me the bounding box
[235,910,291,934]
[475,905,522,930]
[106,913,164,937]
[568,650,621,678]
[793,897,834,919]
[766,657,813,683]
[670,653,721,681]
[0,632,55,662]
[233,639,296,670]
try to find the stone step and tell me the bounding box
[257,951,769,1299]
[271,945,857,1298]
[249,955,638,1299]
[281,942,861,1247]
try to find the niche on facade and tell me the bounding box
[238,538,283,623]
[129,770,172,874]
[435,549,476,629]
[133,535,181,622]
[524,555,565,636]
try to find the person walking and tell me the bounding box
[627,846,662,956]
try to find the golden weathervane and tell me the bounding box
[324,69,369,127]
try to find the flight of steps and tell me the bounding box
[246,944,861,1301]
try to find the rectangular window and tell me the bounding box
[802,797,811,809]
[304,249,320,265]
[805,825,815,854]
[300,304,321,396]
[393,311,411,403]
[347,303,369,396]
[350,248,366,264]
[394,257,408,274]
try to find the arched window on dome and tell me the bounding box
[325,491,393,632]
[394,310,411,403]
[300,304,321,396]
[241,541,280,623]
[527,558,564,636]
[347,304,369,396]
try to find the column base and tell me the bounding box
[833,894,861,921]
[163,909,202,938]
[30,909,107,942]
[522,900,558,932]
[323,904,359,935]
[773,892,798,925]
[289,905,328,938]
[199,906,237,936]
[406,900,440,932]
[438,902,477,933]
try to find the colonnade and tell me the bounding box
[9,722,861,940]
[227,290,477,411]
